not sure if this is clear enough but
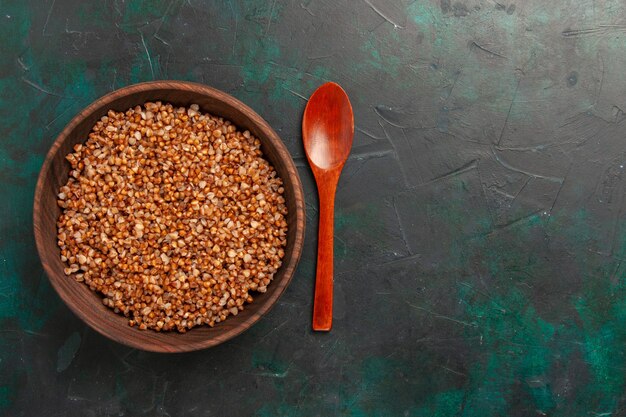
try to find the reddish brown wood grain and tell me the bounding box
[33,81,305,352]
[302,83,354,331]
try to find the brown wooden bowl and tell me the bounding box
[33,81,305,352]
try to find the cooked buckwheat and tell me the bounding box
[57,102,288,332]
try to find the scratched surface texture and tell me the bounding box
[1,0,626,415]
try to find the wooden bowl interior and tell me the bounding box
[34,83,304,352]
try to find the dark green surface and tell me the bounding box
[1,0,626,415]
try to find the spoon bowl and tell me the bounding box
[303,84,354,170]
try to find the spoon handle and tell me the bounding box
[312,175,338,331]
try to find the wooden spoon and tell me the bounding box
[302,82,354,331]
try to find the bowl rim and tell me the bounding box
[33,80,305,352]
